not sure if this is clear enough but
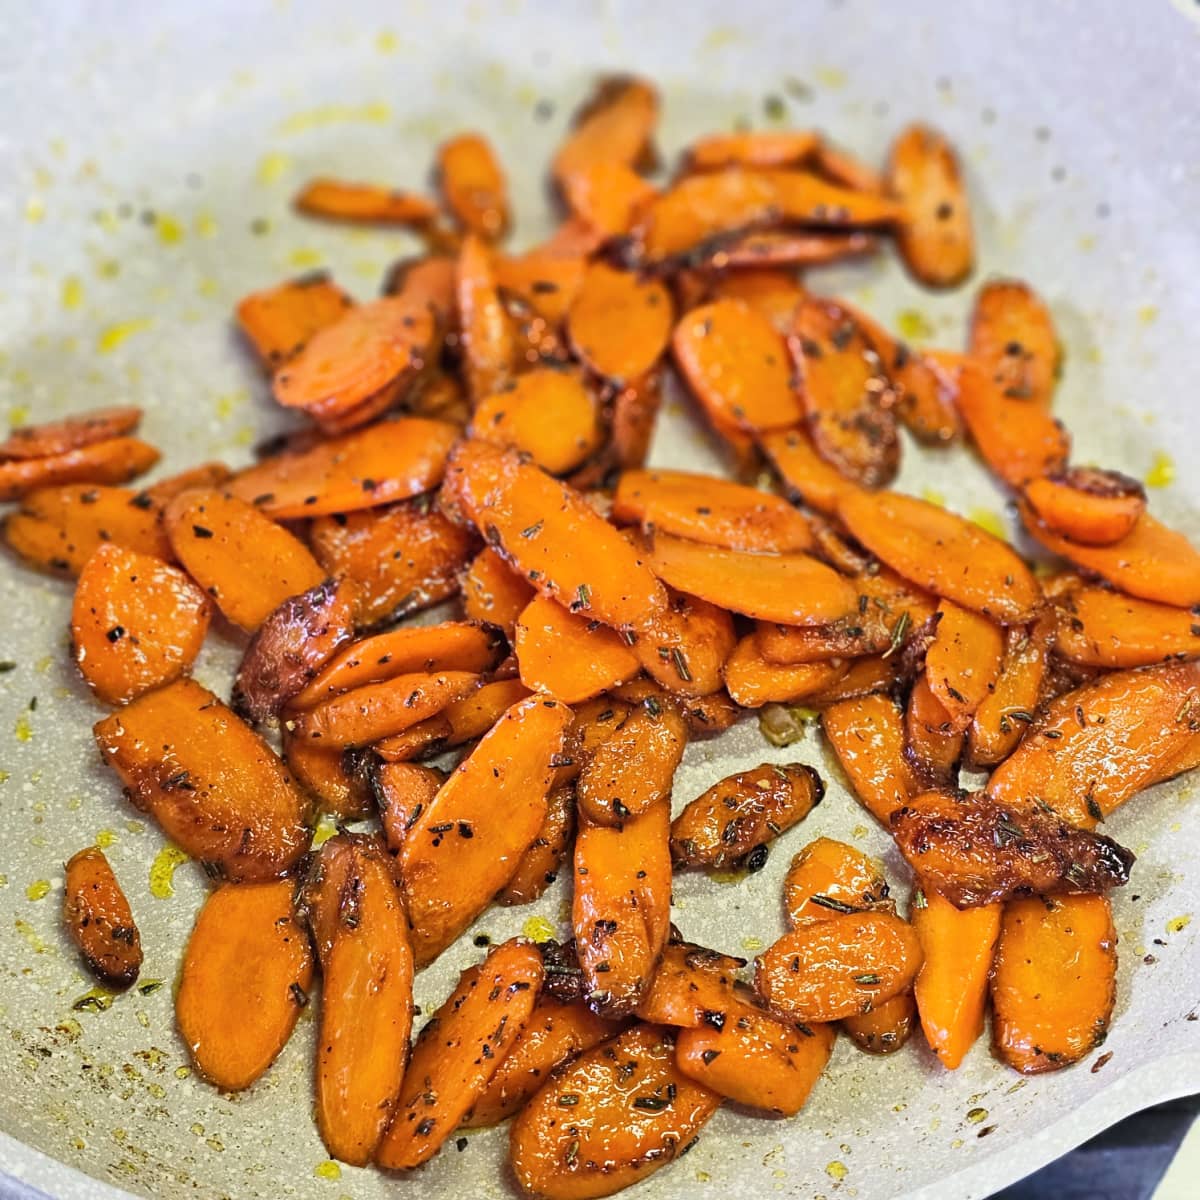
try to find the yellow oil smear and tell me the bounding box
[7,404,30,426]
[25,880,50,901]
[156,215,184,245]
[257,152,292,185]
[1138,304,1159,325]
[72,987,115,1012]
[97,319,152,354]
[25,197,46,223]
[969,508,1007,539]
[920,487,946,507]
[1167,914,1192,934]
[277,102,391,135]
[287,247,324,269]
[826,1160,848,1181]
[708,865,749,885]
[197,277,220,298]
[700,26,743,50]
[374,29,399,53]
[311,815,339,849]
[214,389,247,420]
[966,1106,988,1124]
[1145,451,1175,488]
[149,845,190,898]
[814,65,847,89]
[95,829,117,849]
[14,714,33,742]
[896,308,934,342]
[97,259,120,279]
[194,211,218,238]
[313,1160,342,1180]
[522,915,555,943]
[14,919,46,953]
[1077,234,1096,252]
[741,935,764,952]
[233,426,255,447]
[61,276,84,310]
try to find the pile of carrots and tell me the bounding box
[5,73,1200,1198]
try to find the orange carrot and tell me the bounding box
[383,254,458,326]
[811,137,886,193]
[568,262,674,382]
[373,761,444,853]
[723,634,848,708]
[437,132,509,239]
[235,273,353,368]
[706,268,806,332]
[494,249,588,326]
[608,681,740,741]
[0,405,142,460]
[843,991,917,1054]
[821,695,913,826]
[457,232,516,401]
[692,230,877,270]
[759,425,865,515]
[1023,468,1146,546]
[0,436,160,502]
[62,848,142,988]
[634,938,745,1026]
[905,673,964,789]
[924,600,1004,729]
[783,837,892,927]
[560,161,657,236]
[632,590,736,697]
[685,129,820,171]
[497,782,577,905]
[968,278,1060,409]
[283,727,373,820]
[553,75,659,184]
[1052,582,1200,668]
[294,177,438,225]
[461,546,536,640]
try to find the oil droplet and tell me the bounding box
[14,714,33,742]
[197,278,220,298]
[95,829,117,849]
[72,986,114,1011]
[14,920,47,953]
[257,152,292,185]
[61,276,84,310]
[149,845,190,898]
[7,404,30,426]
[708,866,750,885]
[921,487,946,507]
[214,389,247,420]
[1138,304,1159,325]
[1145,451,1175,489]
[969,508,1007,539]
[314,1160,342,1180]
[276,102,392,135]
[966,1106,988,1123]
[287,247,324,269]
[147,1083,166,1099]
[56,1018,83,1041]
[205,1136,224,1152]
[25,197,46,223]
[695,1171,712,1183]
[25,880,50,901]
[374,29,399,53]
[189,1122,205,1137]
[825,1160,848,1181]
[156,215,184,245]
[311,815,339,848]
[814,66,847,89]
[97,319,152,353]
[522,915,555,943]
[1167,914,1192,934]
[896,308,934,342]
[700,26,742,51]
[1077,234,1095,252]
[175,1066,191,1079]
[194,211,218,238]
[741,935,764,952]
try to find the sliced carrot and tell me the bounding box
[986,659,1200,827]
[608,681,741,741]
[94,678,311,880]
[461,545,536,640]
[790,296,899,487]
[176,880,313,1091]
[497,782,577,906]
[283,727,373,819]
[685,129,819,172]
[561,160,657,236]
[672,299,802,434]
[843,991,917,1054]
[634,938,744,1026]
[373,761,444,853]
[382,254,458,328]
[0,436,160,502]
[567,262,674,382]
[911,888,1001,1070]
[812,137,886,194]
[804,652,903,706]
[0,405,142,460]
[924,600,1004,730]
[783,837,892,927]
[706,268,806,332]
[552,697,635,788]
[1024,468,1147,549]
[458,232,517,401]
[1020,505,1200,608]
[991,894,1116,1074]
[63,848,142,988]
[759,425,865,515]
[671,762,822,869]
[969,278,1060,408]
[837,489,1041,623]
[723,634,847,708]
[294,177,437,226]
[553,75,659,184]
[608,369,664,471]
[162,488,324,632]
[1053,583,1200,668]
[702,229,877,270]
[235,273,353,368]
[886,124,974,288]
[821,695,913,826]
[632,590,736,698]
[437,131,509,239]
[494,249,588,326]
[905,673,964,789]
[143,461,233,504]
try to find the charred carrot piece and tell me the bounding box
[0,436,160,502]
[759,426,865,516]
[723,634,848,708]
[843,990,917,1054]
[162,488,324,632]
[494,248,588,326]
[294,177,438,226]
[71,543,211,706]
[905,673,964,789]
[235,273,353,368]
[608,681,740,741]
[1053,583,1200,668]
[991,894,1116,1074]
[0,405,142,460]
[63,848,142,988]
[886,124,974,288]
[968,278,1060,408]
[142,461,233,505]
[783,837,892,927]
[811,137,886,194]
[283,727,373,820]
[685,129,820,172]
[924,600,1004,730]
[94,678,311,880]
[382,253,458,324]
[552,75,659,185]
[567,262,674,383]
[634,938,745,1026]
[497,782,577,906]
[821,696,913,827]
[458,232,517,401]
[176,880,313,1091]
[437,131,509,239]
[702,229,878,270]
[461,546,536,640]
[808,652,908,706]
[632,590,736,698]
[706,267,806,332]
[560,160,657,237]
[1023,468,1146,546]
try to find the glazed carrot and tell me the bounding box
[71,543,210,706]
[608,681,741,741]
[283,727,373,819]
[309,499,476,628]
[685,129,819,172]
[515,594,641,704]
[811,137,886,194]
[632,590,735,697]
[162,488,324,631]
[968,278,1060,408]
[911,888,1001,1070]
[643,532,857,625]
[294,177,438,225]
[494,249,588,326]
[634,938,745,1025]
[955,360,1070,487]
[469,368,602,474]
[567,263,674,382]
[0,405,142,460]
[1023,468,1146,545]
[407,369,472,427]
[437,132,509,238]
[0,436,160,502]
[228,417,457,519]
[383,254,458,328]
[62,848,142,988]
[573,800,672,1016]
[401,696,570,964]
[613,468,814,553]
[706,267,806,332]
[94,678,311,880]
[290,620,502,709]
[759,426,865,515]
[176,880,313,1091]
[790,296,899,487]
[551,698,634,789]
[924,600,1004,729]
[142,461,233,505]
[373,761,444,853]
[905,673,964,788]
[843,991,917,1054]
[676,995,836,1115]
[672,299,803,433]
[461,546,536,640]
[458,232,516,401]
[991,894,1117,1074]
[886,124,974,288]
[235,273,353,368]
[576,703,686,826]
[560,161,657,236]
[755,912,923,1022]
[837,490,1041,623]
[986,660,1200,827]
[553,75,659,184]
[233,577,358,723]
[821,696,913,826]
[671,763,823,869]
[693,230,877,269]
[723,634,847,708]
[1053,583,1200,668]
[446,441,670,632]
[805,652,906,706]
[497,782,577,905]
[511,1023,719,1200]
[377,938,543,1168]
[783,837,892,927]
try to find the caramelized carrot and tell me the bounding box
[635,939,745,1025]
[461,546,536,640]
[142,461,233,505]
[843,990,917,1054]
[685,129,819,171]
[283,727,373,820]
[925,600,1004,729]
[294,177,438,225]
[494,249,588,326]
[458,232,516,401]
[967,614,1053,767]
[812,137,886,194]
[632,590,736,697]
[723,634,847,708]
[373,761,444,853]
[969,278,1060,409]
[608,681,740,741]
[384,254,458,329]
[560,161,657,236]
[694,230,877,269]
[0,406,142,460]
[706,267,806,332]
[1024,468,1146,546]
[437,132,509,239]
[1053,583,1200,668]
[821,695,913,826]
[176,880,313,1090]
[0,436,160,502]
[553,75,659,184]
[497,782,577,905]
[803,652,904,705]
[905,673,964,789]
[783,837,892,927]
[235,274,353,368]
[62,848,142,988]
[568,262,674,382]
[71,543,211,706]
[759,425,865,515]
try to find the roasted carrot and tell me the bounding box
[991,894,1117,1074]
[552,75,659,185]
[142,461,233,505]
[723,634,848,708]
[924,600,1004,730]
[608,681,740,740]
[911,888,1001,1070]
[706,267,806,332]
[283,727,373,819]
[372,761,444,853]
[494,248,588,326]
[783,837,892,927]
[905,673,964,789]
[567,262,674,383]
[0,436,160,502]
[968,278,1060,408]
[1053,582,1200,668]
[235,273,353,368]
[634,938,745,1026]
[162,488,324,632]
[560,160,657,237]
[805,652,907,706]
[461,545,536,640]
[437,132,509,239]
[759,425,863,516]
[843,990,917,1054]
[692,230,876,270]
[0,405,142,460]
[176,880,313,1091]
[1024,468,1146,546]
[821,696,913,826]
[94,678,311,880]
[71,543,211,706]
[383,254,458,328]
[458,232,516,401]
[629,590,734,697]
[685,129,819,172]
[812,137,886,194]
[497,782,577,905]
[62,848,142,988]
[294,177,438,226]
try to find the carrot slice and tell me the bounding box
[811,137,886,194]
[968,278,1060,408]
[0,436,160,502]
[706,268,806,332]
[552,698,635,789]
[672,299,802,434]
[905,673,964,789]
[469,368,602,474]
[924,600,1004,730]
[804,652,904,706]
[1024,468,1147,546]
[790,296,899,487]
[71,543,210,706]
[608,681,740,741]
[671,762,823,869]
[886,124,974,287]
[294,177,437,225]
[783,837,892,927]
[759,426,864,516]
[911,889,1001,1070]
[235,273,353,368]
[821,695,913,827]
[162,488,324,632]
[560,160,657,236]
[685,129,819,172]
[497,782,577,906]
[142,461,233,505]
[383,254,458,330]
[176,880,313,1091]
[1020,505,1200,608]
[63,848,142,988]
[635,939,745,1026]
[515,594,641,704]
[843,991,917,1054]
[437,132,509,239]
[991,894,1116,1074]
[458,232,517,401]
[0,406,142,461]
[461,545,536,640]
[701,230,877,270]
[837,489,1041,623]
[567,262,674,382]
[553,75,659,184]
[1053,583,1200,668]
[373,761,444,852]
[94,678,311,880]
[632,590,736,698]
[494,249,588,326]
[723,634,847,707]
[283,727,373,820]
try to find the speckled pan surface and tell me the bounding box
[1,1,1199,1198]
